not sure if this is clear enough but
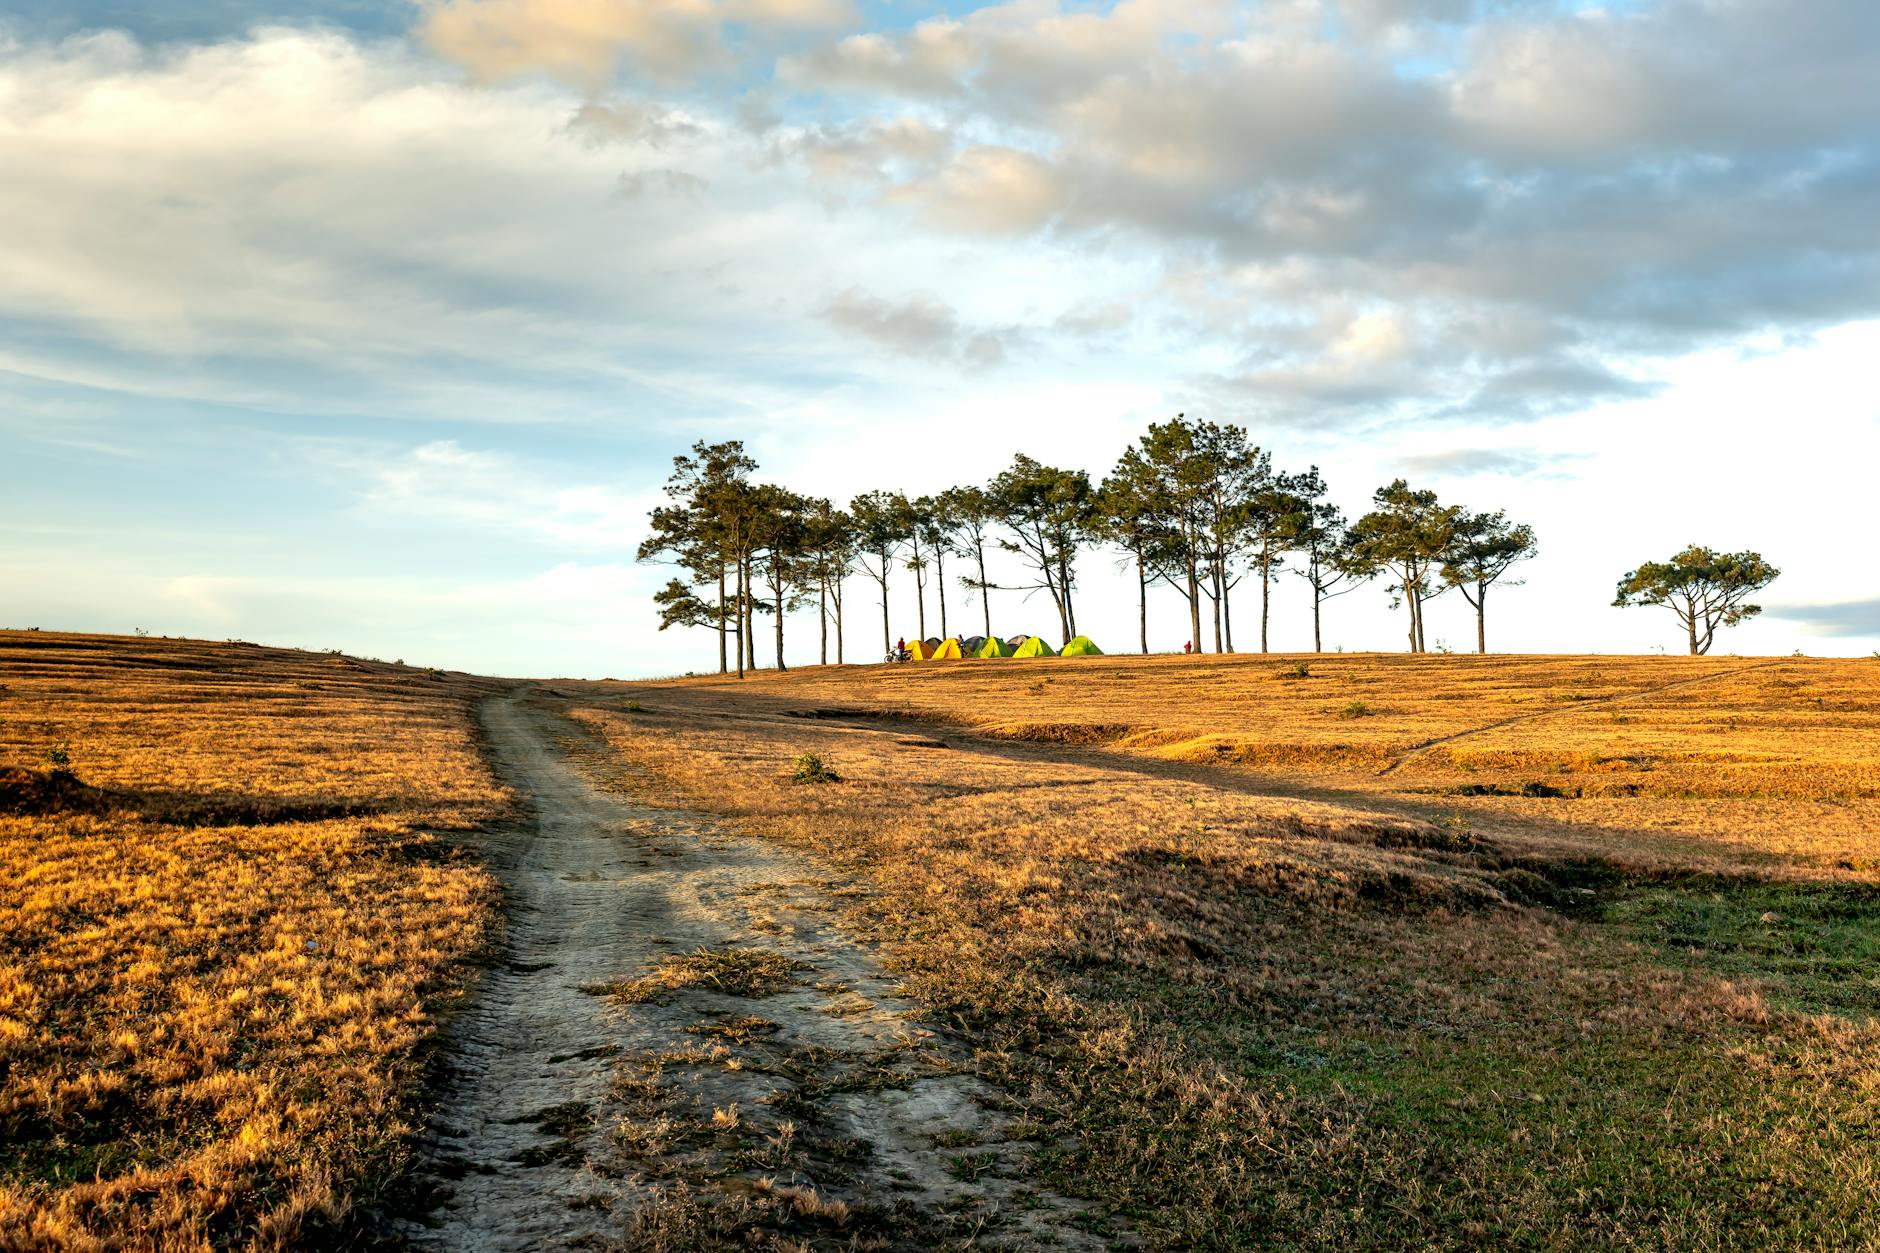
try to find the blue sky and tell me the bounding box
[2,0,1877,676]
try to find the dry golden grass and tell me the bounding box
[644,651,1880,870]
[0,632,510,1250]
[573,650,1880,1248]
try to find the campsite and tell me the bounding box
[896,635,1100,662]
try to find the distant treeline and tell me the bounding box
[638,416,1545,674]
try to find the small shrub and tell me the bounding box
[624,700,645,713]
[1280,662,1311,680]
[44,742,73,776]
[792,752,839,784]
[1339,700,1373,719]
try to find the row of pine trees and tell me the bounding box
[638,416,1539,675]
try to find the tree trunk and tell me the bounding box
[1475,582,1487,655]
[1061,554,1077,639]
[744,557,756,671]
[1223,579,1235,653]
[744,558,756,670]
[1312,582,1323,653]
[1260,552,1272,654]
[717,561,728,674]
[1187,554,1202,652]
[976,542,992,640]
[1211,563,1224,653]
[936,551,948,639]
[1137,554,1148,654]
[819,572,828,665]
[834,581,845,664]
[773,564,785,672]
[878,568,891,658]
[735,551,747,679]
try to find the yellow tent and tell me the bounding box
[1060,635,1103,656]
[931,637,965,659]
[972,635,1014,658]
[904,639,931,660]
[1010,634,1058,658]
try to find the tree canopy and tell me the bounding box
[1614,545,1780,655]
[635,423,1560,670]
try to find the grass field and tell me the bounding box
[8,635,1880,1248]
[0,632,510,1249]
[575,650,1880,1249]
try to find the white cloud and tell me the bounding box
[418,0,856,87]
[328,439,653,550]
[5,6,1880,674]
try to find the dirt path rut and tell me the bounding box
[405,692,1102,1250]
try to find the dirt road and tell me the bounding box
[404,692,1101,1250]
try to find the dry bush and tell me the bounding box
[0,632,510,1249]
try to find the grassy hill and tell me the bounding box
[573,650,1880,1248]
[0,632,511,1248]
[6,635,1879,1248]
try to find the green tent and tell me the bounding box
[1060,635,1103,656]
[1010,634,1058,658]
[972,635,1014,658]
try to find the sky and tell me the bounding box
[2,0,1877,678]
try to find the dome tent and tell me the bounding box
[1060,636,1103,656]
[903,639,932,660]
[1010,634,1058,658]
[962,635,986,653]
[931,637,965,659]
[972,636,1014,658]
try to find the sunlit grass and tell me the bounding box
[574,651,1880,1247]
[0,632,510,1248]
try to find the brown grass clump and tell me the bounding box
[570,650,1880,1247]
[0,632,510,1249]
[599,947,804,1005]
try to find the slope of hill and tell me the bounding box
[9,635,1880,1248]
[571,651,1880,1248]
[0,632,511,1248]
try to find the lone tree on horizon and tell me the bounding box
[1613,545,1780,655]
